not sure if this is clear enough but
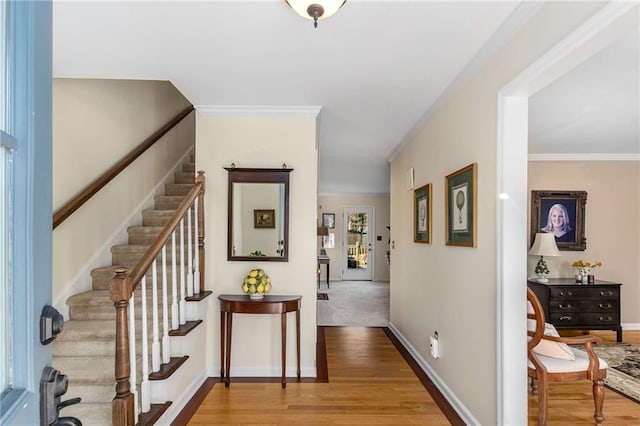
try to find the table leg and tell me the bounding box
[616,326,622,343]
[281,312,287,389]
[296,309,300,379]
[225,313,233,387]
[220,310,226,379]
[326,263,330,288]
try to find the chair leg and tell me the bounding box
[592,378,605,425]
[537,376,548,426]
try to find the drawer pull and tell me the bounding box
[559,316,572,321]
[558,291,573,297]
[598,303,612,310]
[599,316,612,322]
[600,291,614,297]
[558,303,572,309]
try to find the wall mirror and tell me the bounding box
[226,167,293,262]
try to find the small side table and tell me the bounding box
[317,255,330,288]
[218,294,302,388]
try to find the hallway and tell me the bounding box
[185,327,454,425]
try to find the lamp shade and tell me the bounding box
[529,233,560,257]
[317,226,329,236]
[286,0,346,24]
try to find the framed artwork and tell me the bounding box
[322,213,335,229]
[530,190,587,251]
[445,163,477,247]
[254,209,275,229]
[414,183,432,244]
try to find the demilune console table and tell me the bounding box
[218,294,302,388]
[527,278,622,342]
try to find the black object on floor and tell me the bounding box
[317,293,329,301]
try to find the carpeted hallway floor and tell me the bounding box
[316,280,390,327]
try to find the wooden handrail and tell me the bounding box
[128,174,204,291]
[53,105,194,230]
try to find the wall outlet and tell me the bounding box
[429,331,440,359]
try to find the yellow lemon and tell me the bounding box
[249,270,258,278]
[264,283,271,292]
[242,284,248,293]
[247,277,257,285]
[257,284,265,293]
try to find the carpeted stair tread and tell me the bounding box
[53,356,117,384]
[91,264,189,290]
[142,209,177,226]
[154,195,185,210]
[174,171,195,184]
[183,162,195,172]
[164,183,195,196]
[55,320,116,341]
[59,402,111,426]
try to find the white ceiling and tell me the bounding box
[53,1,638,195]
[529,26,639,157]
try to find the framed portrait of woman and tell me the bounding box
[530,190,587,251]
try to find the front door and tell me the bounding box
[342,206,374,281]
[1,2,52,424]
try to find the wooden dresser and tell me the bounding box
[527,278,622,342]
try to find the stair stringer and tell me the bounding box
[54,147,195,320]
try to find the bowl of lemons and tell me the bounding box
[242,269,271,299]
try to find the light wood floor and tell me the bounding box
[528,330,640,425]
[187,327,451,425]
[186,327,639,425]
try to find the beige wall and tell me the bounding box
[318,194,390,282]
[389,3,604,424]
[53,79,193,305]
[528,161,640,326]
[196,112,318,377]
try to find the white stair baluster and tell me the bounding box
[171,230,179,330]
[161,244,170,364]
[179,218,186,325]
[151,260,160,372]
[187,206,194,297]
[140,276,151,413]
[193,197,200,295]
[128,295,139,424]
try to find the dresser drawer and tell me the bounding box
[549,312,620,326]
[549,286,619,300]
[548,300,618,313]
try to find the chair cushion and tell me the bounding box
[534,323,576,360]
[529,347,608,372]
[527,301,575,360]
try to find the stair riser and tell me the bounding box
[165,184,195,196]
[69,306,177,322]
[128,231,193,245]
[66,383,113,404]
[154,197,184,210]
[183,163,195,172]
[174,172,195,184]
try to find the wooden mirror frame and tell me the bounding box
[225,167,293,262]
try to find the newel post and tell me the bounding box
[196,171,206,294]
[109,266,135,426]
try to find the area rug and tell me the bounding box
[317,293,328,300]
[590,343,640,404]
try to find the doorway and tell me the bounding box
[342,206,374,281]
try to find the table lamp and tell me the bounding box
[529,233,560,283]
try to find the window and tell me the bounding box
[0,0,14,398]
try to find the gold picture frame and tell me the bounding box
[254,209,275,229]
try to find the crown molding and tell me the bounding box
[528,153,640,162]
[195,105,322,116]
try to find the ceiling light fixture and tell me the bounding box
[285,0,346,28]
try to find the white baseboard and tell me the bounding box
[206,366,316,378]
[622,323,640,330]
[54,148,194,319]
[156,371,208,425]
[387,322,479,425]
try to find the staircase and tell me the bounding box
[53,153,208,425]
